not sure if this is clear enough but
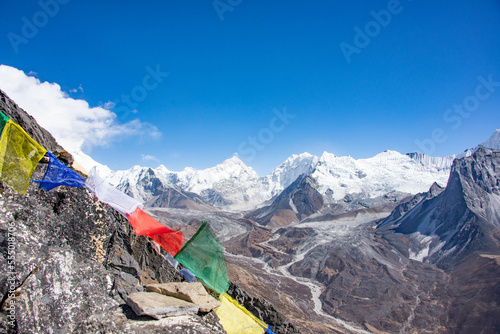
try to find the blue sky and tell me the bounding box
[1,0,499,175]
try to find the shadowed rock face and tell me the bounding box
[379,182,445,228]
[0,91,299,334]
[380,147,500,267]
[246,175,324,228]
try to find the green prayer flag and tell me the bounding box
[0,111,9,135]
[174,222,230,294]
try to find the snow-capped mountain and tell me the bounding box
[104,130,500,212]
[266,153,319,194]
[105,151,453,212]
[107,157,271,211]
[311,150,453,202]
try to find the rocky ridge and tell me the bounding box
[379,147,500,267]
[0,89,299,334]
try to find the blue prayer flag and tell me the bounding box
[266,327,276,334]
[179,268,196,282]
[32,151,86,191]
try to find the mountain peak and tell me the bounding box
[222,155,247,167]
[320,151,336,159]
[372,150,404,160]
[155,165,170,173]
[479,129,500,150]
[277,152,317,168]
[318,151,339,164]
[294,152,315,159]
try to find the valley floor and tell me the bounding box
[150,206,500,334]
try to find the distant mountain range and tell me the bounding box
[104,130,500,215]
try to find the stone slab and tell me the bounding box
[126,292,200,320]
[146,282,221,312]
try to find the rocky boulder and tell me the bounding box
[126,292,200,319]
[146,282,220,313]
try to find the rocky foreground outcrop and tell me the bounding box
[0,89,299,333]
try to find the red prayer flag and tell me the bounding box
[126,207,183,256]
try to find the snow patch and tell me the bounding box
[289,198,298,214]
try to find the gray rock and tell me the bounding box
[146,282,221,312]
[12,248,118,333]
[126,292,199,319]
[74,306,227,334]
[384,147,500,266]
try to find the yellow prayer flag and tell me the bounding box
[214,293,267,334]
[0,120,46,194]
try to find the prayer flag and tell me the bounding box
[214,293,267,334]
[32,151,86,191]
[85,166,143,217]
[174,222,230,294]
[164,253,179,270]
[126,207,183,256]
[149,233,183,257]
[179,268,196,282]
[0,111,8,135]
[0,120,46,194]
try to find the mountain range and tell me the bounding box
[0,89,299,334]
[103,130,498,218]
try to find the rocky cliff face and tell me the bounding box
[380,147,500,267]
[379,182,445,228]
[0,90,299,334]
[247,175,324,228]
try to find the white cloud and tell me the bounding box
[69,85,84,94]
[141,154,160,162]
[0,65,161,161]
[102,101,115,109]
